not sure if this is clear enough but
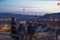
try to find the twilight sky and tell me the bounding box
[0,0,60,15]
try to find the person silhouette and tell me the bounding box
[18,22,26,40]
[27,20,35,40]
[10,18,19,40]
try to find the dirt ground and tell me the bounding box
[0,32,58,40]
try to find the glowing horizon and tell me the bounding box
[0,0,60,15]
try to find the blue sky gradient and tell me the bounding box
[0,0,60,15]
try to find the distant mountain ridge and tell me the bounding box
[0,13,36,22]
[0,12,60,20]
[43,12,60,19]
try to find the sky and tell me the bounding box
[0,0,60,15]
